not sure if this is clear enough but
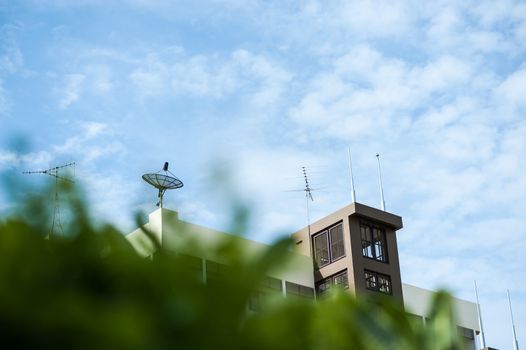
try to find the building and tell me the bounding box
[126,208,316,302]
[126,202,481,349]
[292,202,404,302]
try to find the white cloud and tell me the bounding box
[0,149,53,169]
[82,121,107,138]
[53,121,117,160]
[58,73,85,109]
[494,67,526,114]
[128,49,291,108]
[289,49,475,142]
[85,64,113,93]
[0,150,17,167]
[0,24,24,74]
[129,54,169,97]
[0,79,10,116]
[337,0,415,38]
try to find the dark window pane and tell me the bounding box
[316,279,331,296]
[365,270,377,290]
[361,224,373,258]
[316,270,349,297]
[333,271,349,289]
[249,291,267,311]
[330,224,345,261]
[372,226,387,262]
[362,222,388,262]
[364,270,392,295]
[314,232,330,267]
[378,274,391,294]
[300,285,315,298]
[261,277,282,291]
[286,281,314,299]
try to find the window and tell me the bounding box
[285,281,315,299]
[364,270,392,294]
[313,222,345,268]
[205,260,232,286]
[360,222,388,263]
[249,291,268,311]
[248,278,282,312]
[260,276,282,292]
[315,270,349,297]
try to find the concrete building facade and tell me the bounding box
[127,208,315,302]
[126,203,481,349]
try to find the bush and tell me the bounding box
[0,183,464,349]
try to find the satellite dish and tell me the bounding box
[142,162,184,208]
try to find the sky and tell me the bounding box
[1,0,525,348]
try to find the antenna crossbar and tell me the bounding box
[22,161,76,236]
[302,166,314,202]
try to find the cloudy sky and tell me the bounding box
[1,0,525,347]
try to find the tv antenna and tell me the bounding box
[142,162,183,208]
[23,162,76,236]
[284,166,317,230]
[376,154,386,211]
[348,148,357,203]
[303,166,314,203]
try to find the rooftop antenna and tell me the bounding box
[348,148,356,203]
[142,162,183,208]
[302,166,314,239]
[23,162,76,236]
[284,166,319,230]
[507,289,520,350]
[474,280,487,349]
[376,154,386,211]
[302,166,314,203]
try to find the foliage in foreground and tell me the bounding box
[0,185,465,349]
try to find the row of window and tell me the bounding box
[316,270,349,296]
[249,281,315,311]
[315,269,392,297]
[313,221,389,268]
[364,270,392,294]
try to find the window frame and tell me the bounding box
[360,221,389,263]
[315,269,349,297]
[364,269,392,295]
[312,221,345,268]
[285,281,315,299]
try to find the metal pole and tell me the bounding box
[348,148,356,203]
[376,154,386,211]
[474,280,487,349]
[508,289,520,350]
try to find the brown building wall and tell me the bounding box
[348,215,403,301]
[292,202,403,303]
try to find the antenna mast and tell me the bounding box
[376,154,386,211]
[302,166,314,236]
[474,280,487,349]
[302,166,314,202]
[23,162,76,236]
[348,148,356,203]
[508,289,520,350]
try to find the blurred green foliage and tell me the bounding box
[0,182,465,350]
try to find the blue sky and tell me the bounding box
[1,1,525,348]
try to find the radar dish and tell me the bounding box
[142,173,183,190]
[142,162,184,207]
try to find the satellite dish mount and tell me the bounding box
[142,162,183,208]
